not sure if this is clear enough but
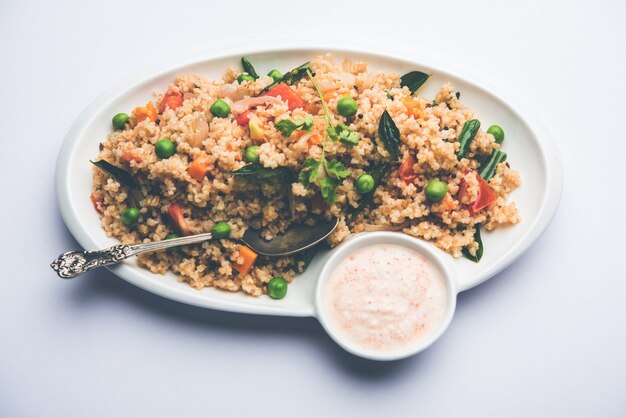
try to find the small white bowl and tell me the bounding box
[315,232,457,361]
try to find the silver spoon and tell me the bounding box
[51,218,338,279]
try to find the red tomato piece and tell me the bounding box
[236,110,252,126]
[168,203,191,236]
[458,171,497,214]
[261,83,306,111]
[398,154,417,184]
[159,89,184,113]
[90,193,105,214]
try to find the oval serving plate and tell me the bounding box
[56,39,562,317]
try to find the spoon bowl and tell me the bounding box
[241,218,338,256]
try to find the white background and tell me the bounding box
[1,0,625,417]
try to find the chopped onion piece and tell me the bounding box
[231,96,284,113]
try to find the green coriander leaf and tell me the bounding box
[275,119,299,136]
[319,176,337,203]
[339,129,359,146]
[325,159,350,179]
[296,117,314,131]
[326,126,338,140]
[298,158,320,188]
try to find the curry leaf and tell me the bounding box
[400,71,430,94]
[241,57,259,79]
[462,226,483,262]
[378,110,400,160]
[297,244,322,271]
[262,62,311,92]
[228,164,292,183]
[91,160,139,190]
[229,164,294,215]
[279,62,311,86]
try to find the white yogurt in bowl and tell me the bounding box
[315,232,456,360]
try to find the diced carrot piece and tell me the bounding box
[159,89,184,113]
[323,89,339,103]
[120,152,142,164]
[232,246,258,275]
[401,97,422,118]
[133,101,158,123]
[261,82,306,111]
[168,203,191,236]
[398,154,417,184]
[90,193,105,214]
[188,157,210,181]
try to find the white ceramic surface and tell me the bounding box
[55,40,563,318]
[315,232,457,361]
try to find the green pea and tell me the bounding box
[267,277,288,300]
[237,73,255,84]
[155,138,176,159]
[245,145,261,163]
[210,99,231,118]
[355,174,375,194]
[487,125,505,144]
[211,222,231,239]
[166,233,181,253]
[121,208,140,226]
[112,113,129,130]
[425,179,448,203]
[337,96,358,117]
[267,69,282,82]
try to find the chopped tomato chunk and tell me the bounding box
[232,246,258,275]
[159,89,184,113]
[90,193,105,214]
[168,203,191,236]
[236,110,252,126]
[398,154,417,184]
[261,83,305,111]
[458,171,497,214]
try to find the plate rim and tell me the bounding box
[55,36,563,316]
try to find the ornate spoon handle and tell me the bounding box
[51,233,213,279]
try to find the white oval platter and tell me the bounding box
[55,40,562,317]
